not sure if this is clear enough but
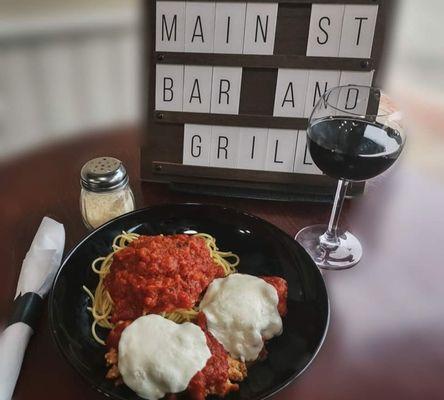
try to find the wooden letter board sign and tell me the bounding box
[141,0,390,201]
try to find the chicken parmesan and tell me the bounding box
[83,232,288,400]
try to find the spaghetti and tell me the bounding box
[83,232,239,345]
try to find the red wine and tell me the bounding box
[308,118,404,181]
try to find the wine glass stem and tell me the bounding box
[321,179,349,247]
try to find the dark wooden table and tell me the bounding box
[1,127,443,400]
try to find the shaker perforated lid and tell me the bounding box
[80,157,128,192]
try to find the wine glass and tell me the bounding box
[295,85,405,270]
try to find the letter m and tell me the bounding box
[162,14,177,41]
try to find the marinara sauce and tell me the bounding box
[104,234,225,323]
[261,276,288,316]
[188,313,231,399]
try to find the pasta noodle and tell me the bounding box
[83,232,239,345]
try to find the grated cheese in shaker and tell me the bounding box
[80,157,135,229]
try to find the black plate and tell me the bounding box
[49,204,329,400]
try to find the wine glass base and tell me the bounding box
[295,224,362,270]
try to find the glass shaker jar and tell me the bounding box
[80,157,135,229]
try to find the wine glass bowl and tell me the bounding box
[308,117,404,182]
[296,85,405,270]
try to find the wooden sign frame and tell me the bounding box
[141,0,393,201]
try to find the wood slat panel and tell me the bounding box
[158,0,382,3]
[150,161,366,197]
[151,111,309,130]
[156,53,374,70]
[239,68,278,116]
[274,3,311,55]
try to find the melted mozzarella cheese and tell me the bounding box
[118,314,211,400]
[200,273,282,362]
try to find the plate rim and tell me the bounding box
[48,202,330,400]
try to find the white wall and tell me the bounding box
[0,2,141,159]
[384,0,444,177]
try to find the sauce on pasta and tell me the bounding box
[104,234,225,322]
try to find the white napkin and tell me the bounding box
[0,217,65,400]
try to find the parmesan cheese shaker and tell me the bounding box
[80,157,135,229]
